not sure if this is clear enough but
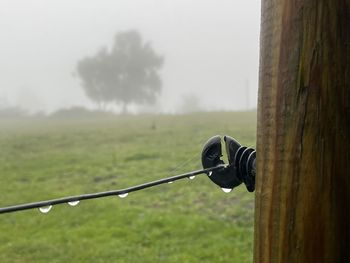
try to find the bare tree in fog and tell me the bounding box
[76,30,164,114]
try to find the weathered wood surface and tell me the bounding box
[254,0,350,262]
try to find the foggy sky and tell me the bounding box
[0,0,260,113]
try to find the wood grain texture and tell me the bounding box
[254,0,350,262]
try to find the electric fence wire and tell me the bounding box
[0,164,227,214]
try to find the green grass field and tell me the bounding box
[0,111,256,263]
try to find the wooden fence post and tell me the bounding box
[254,1,350,262]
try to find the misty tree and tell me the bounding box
[77,30,163,113]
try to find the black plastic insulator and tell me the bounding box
[201,135,256,192]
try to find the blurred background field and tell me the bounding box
[0,111,256,263]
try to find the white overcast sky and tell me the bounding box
[0,0,260,113]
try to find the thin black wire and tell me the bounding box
[0,164,226,214]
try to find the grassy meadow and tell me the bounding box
[0,111,256,263]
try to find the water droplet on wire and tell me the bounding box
[39,205,52,214]
[189,176,196,180]
[168,181,174,184]
[208,172,212,177]
[221,188,232,193]
[118,193,128,198]
[68,201,80,206]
